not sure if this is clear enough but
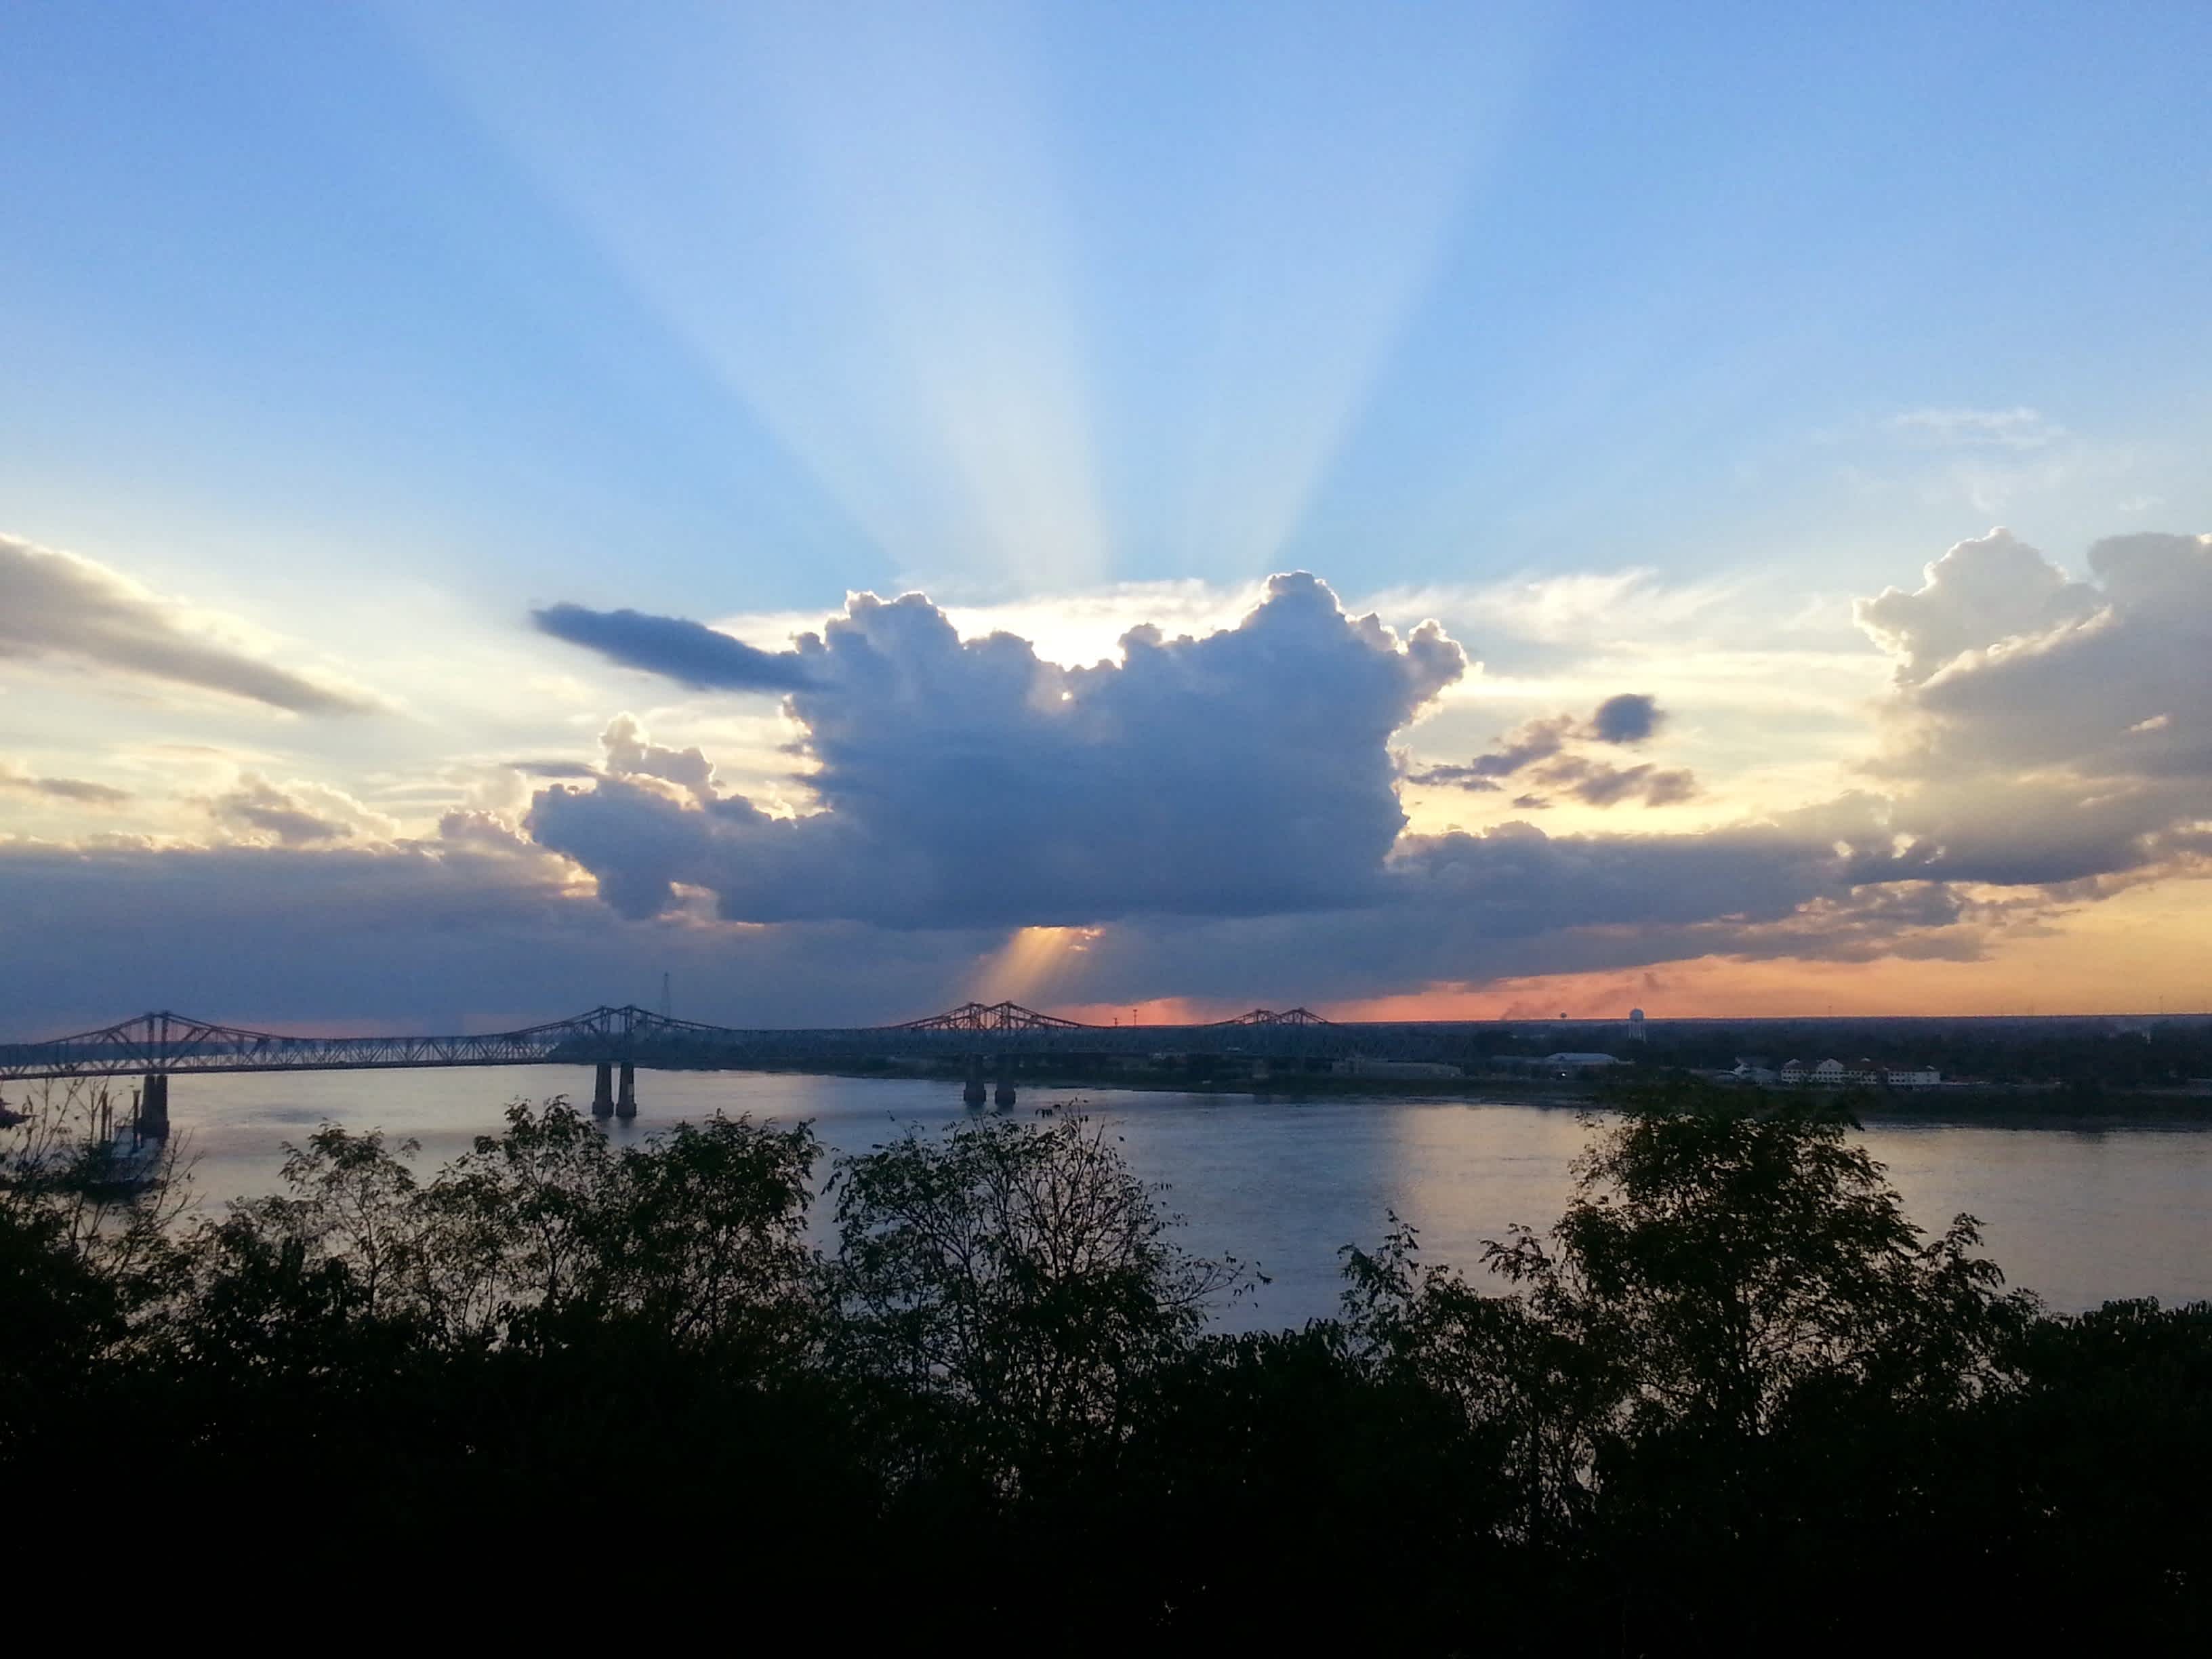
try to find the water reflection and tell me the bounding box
[167,1067,2212,1330]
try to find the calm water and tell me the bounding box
[144,1067,2212,1330]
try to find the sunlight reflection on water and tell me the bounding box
[167,1067,2212,1331]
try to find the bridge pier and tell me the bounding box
[136,1072,169,1140]
[592,1061,615,1118]
[994,1060,1016,1107]
[962,1053,987,1107]
[616,1061,638,1119]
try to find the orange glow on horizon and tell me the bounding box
[1040,876,2212,1024]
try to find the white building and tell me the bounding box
[1777,1058,1942,1088]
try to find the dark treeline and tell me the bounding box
[1614,1021,2212,1093]
[5,1084,2207,1647]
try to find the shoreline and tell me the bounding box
[660,1059,2212,1127]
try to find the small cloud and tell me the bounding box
[532,602,813,693]
[1887,406,2065,450]
[1587,692,1662,745]
[1405,763,1502,792]
[1411,694,1675,793]
[0,763,131,806]
[1532,756,1699,808]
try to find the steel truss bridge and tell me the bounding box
[0,1000,1479,1086]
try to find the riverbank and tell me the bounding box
[662,1055,2212,1124]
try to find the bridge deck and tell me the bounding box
[0,1002,1468,1081]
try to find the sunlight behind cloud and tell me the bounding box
[968,924,1095,1006]
[394,1,1103,592]
[1063,3,1542,577]
[389,1,1541,595]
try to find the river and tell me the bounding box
[136,1066,2212,1330]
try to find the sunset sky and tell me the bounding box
[5,2,2210,1034]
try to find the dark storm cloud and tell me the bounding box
[0,842,984,1036]
[532,602,813,692]
[528,573,1467,927]
[0,533,380,714]
[1027,827,1980,1009]
[0,822,1978,1040]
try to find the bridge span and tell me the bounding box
[0,1000,1518,1134]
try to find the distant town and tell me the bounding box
[823,1010,2212,1114]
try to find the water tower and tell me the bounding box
[1629,1007,1648,1043]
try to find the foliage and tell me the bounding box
[2,1078,2207,1646]
[0,1081,189,1446]
[831,1110,1242,1477]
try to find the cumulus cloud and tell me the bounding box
[1858,528,2212,886]
[529,573,1466,926]
[0,763,130,806]
[532,602,811,692]
[1854,526,2101,685]
[19,533,2203,1031]
[436,808,536,854]
[598,714,715,798]
[0,533,380,714]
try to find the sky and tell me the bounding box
[3,1,2210,1035]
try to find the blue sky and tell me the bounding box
[9,1,2207,609]
[3,3,2209,1028]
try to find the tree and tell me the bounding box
[830,1111,1243,1474]
[1,1081,191,1457]
[1485,1081,2033,1443]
